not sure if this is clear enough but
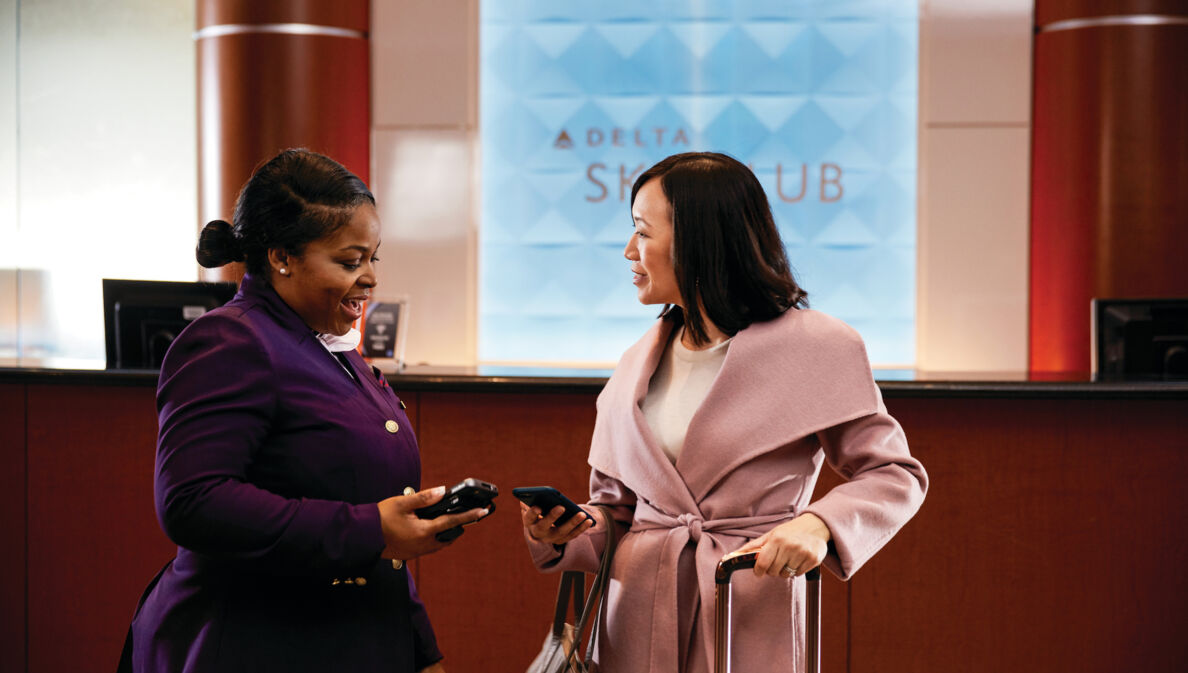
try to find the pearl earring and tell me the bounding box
[279,268,287,275]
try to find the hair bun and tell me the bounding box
[196,219,245,268]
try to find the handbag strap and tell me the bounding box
[551,571,585,638]
[561,505,620,670]
[582,505,619,662]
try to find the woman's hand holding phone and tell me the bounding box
[377,486,490,560]
[520,502,595,545]
[515,486,595,545]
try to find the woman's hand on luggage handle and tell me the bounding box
[735,513,832,578]
[521,502,595,545]
[377,486,490,561]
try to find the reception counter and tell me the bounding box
[1,366,1186,672]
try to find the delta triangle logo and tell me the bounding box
[553,129,574,149]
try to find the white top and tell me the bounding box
[316,328,361,379]
[640,327,732,463]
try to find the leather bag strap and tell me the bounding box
[551,572,585,638]
[541,505,621,673]
[583,505,619,662]
[557,505,619,670]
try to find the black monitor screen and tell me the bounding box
[103,278,238,370]
[1093,298,1188,380]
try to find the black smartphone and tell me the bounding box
[512,486,592,525]
[415,478,498,542]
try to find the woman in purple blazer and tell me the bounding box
[521,153,928,672]
[121,150,487,673]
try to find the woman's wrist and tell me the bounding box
[795,512,833,543]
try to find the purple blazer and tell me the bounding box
[125,273,441,672]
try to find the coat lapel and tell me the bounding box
[341,349,399,417]
[592,309,882,510]
[676,309,883,501]
[589,318,701,516]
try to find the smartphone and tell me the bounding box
[415,478,498,542]
[512,486,592,525]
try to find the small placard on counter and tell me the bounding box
[361,299,409,370]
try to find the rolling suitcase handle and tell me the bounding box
[714,551,821,673]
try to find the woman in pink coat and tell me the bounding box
[521,152,928,673]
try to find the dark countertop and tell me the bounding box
[3,360,1187,399]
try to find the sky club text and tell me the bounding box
[584,162,845,203]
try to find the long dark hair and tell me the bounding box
[196,149,375,275]
[630,152,808,346]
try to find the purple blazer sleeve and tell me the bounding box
[155,312,385,575]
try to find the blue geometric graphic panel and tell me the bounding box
[480,1,917,366]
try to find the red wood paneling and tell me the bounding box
[9,379,1188,673]
[858,398,1188,672]
[25,385,173,673]
[0,384,28,673]
[412,391,599,672]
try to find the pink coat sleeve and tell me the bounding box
[804,408,928,579]
[524,469,636,573]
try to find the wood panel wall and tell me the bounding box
[22,385,173,673]
[1,382,1185,672]
[875,397,1188,672]
[0,385,27,673]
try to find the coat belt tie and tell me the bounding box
[630,500,793,673]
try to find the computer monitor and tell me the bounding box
[1092,298,1188,380]
[103,278,238,369]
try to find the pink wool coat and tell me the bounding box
[528,309,928,673]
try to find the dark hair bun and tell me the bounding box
[196,219,244,268]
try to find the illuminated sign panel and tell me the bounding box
[480,2,917,365]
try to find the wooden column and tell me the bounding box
[196,0,371,281]
[1030,1,1188,372]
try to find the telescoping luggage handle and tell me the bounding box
[714,550,821,673]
